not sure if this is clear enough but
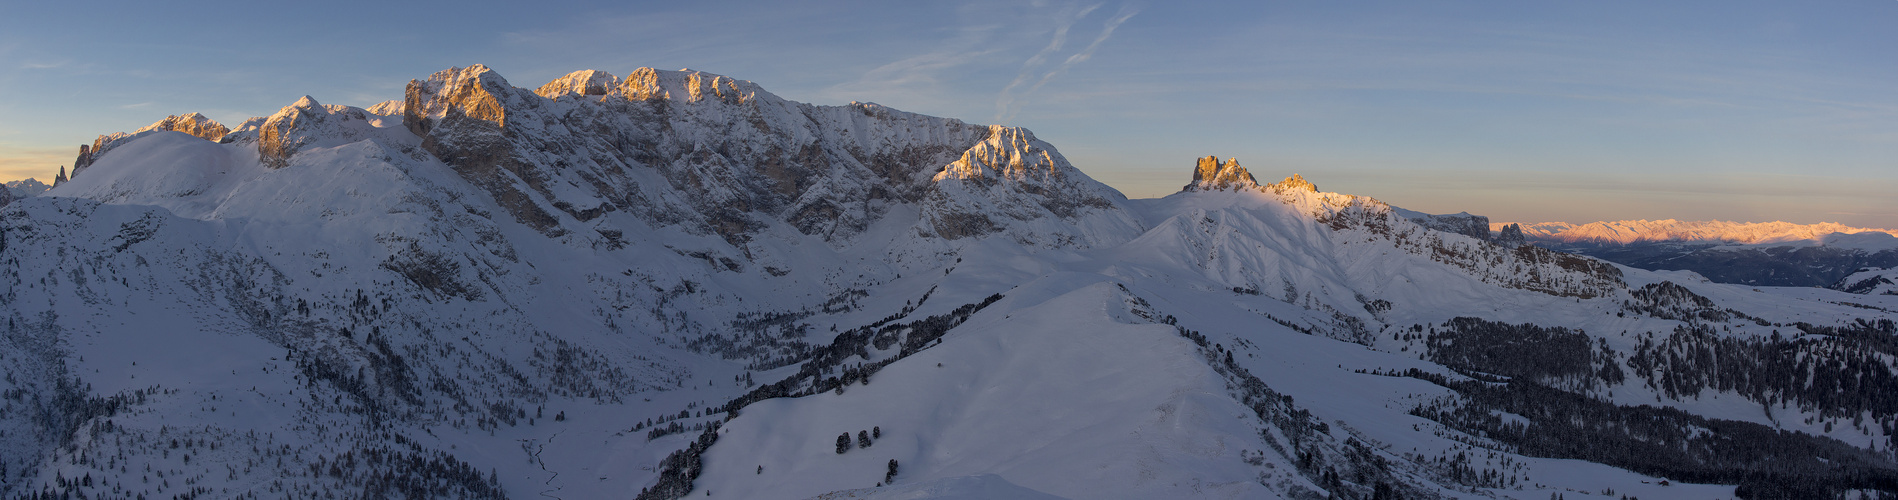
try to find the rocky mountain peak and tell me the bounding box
[1181,156,1258,192]
[1270,173,1317,193]
[158,94,378,173]
[404,65,518,136]
[935,126,1062,183]
[535,69,621,99]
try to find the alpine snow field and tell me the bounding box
[4,66,1897,499]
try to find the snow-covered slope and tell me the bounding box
[1834,268,1898,296]
[6,66,1897,500]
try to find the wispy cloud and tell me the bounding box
[993,2,1098,123]
[1024,4,1138,98]
[119,102,155,109]
[994,1,1140,124]
[841,24,1010,93]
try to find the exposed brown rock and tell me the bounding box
[1269,173,1317,193]
[144,113,231,142]
[1182,156,1259,192]
[535,70,619,99]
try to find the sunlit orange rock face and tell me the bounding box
[1183,156,1259,192]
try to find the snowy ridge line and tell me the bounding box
[1123,287,1435,498]
[641,294,1003,499]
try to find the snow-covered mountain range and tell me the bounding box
[1498,219,1898,247]
[1494,220,1898,288]
[4,65,1896,499]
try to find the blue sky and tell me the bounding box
[1,0,1893,226]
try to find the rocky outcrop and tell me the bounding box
[535,69,620,99]
[1495,223,1526,248]
[143,113,231,142]
[255,96,371,168]
[1266,173,1317,193]
[1406,211,1492,241]
[1181,156,1259,192]
[72,113,229,179]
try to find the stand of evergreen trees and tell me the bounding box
[1423,318,1624,390]
[1628,319,1898,427]
[1396,367,1898,498]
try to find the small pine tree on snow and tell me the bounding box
[885,459,898,484]
[873,426,880,439]
[858,430,872,448]
[836,433,851,454]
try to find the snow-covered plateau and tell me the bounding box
[4,65,1896,499]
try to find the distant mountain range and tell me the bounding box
[1501,219,1898,246]
[1496,219,1898,288]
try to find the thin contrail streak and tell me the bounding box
[994,3,1101,124]
[1026,4,1139,97]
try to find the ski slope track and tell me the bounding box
[5,65,1897,499]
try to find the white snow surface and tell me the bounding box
[4,65,1894,499]
[1834,267,1898,295]
[801,474,1067,500]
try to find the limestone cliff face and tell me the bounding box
[396,65,1137,248]
[534,69,620,99]
[60,64,1144,257]
[1181,156,1259,192]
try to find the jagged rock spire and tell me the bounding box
[1182,156,1259,192]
